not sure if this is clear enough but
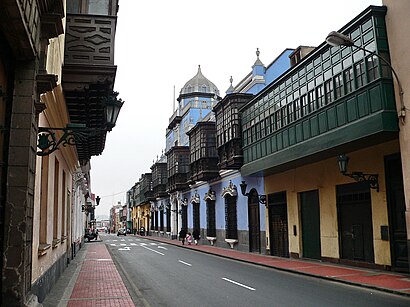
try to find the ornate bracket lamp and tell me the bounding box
[326,31,405,122]
[337,154,379,192]
[37,92,124,156]
[239,181,267,205]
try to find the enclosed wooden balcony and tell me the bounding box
[213,93,254,169]
[241,6,398,176]
[62,1,119,162]
[166,146,190,192]
[140,173,154,202]
[187,121,219,182]
[151,161,168,198]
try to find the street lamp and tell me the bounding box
[336,154,379,192]
[325,31,405,121]
[37,91,124,156]
[239,181,267,205]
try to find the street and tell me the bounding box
[102,234,410,307]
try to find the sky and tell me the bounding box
[92,0,382,218]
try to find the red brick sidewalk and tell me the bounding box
[142,234,410,297]
[67,243,134,307]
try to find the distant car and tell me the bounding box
[117,228,126,236]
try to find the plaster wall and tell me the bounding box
[383,0,410,244]
[264,140,399,266]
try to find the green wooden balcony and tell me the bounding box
[240,6,399,176]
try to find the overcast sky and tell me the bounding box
[92,0,382,218]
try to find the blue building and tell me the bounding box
[141,48,295,254]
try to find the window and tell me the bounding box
[67,0,110,15]
[300,95,308,116]
[355,61,366,88]
[61,171,66,238]
[53,159,60,241]
[166,207,171,232]
[182,205,188,232]
[154,210,158,231]
[160,209,164,231]
[334,74,343,99]
[294,99,301,120]
[317,85,325,108]
[366,55,379,82]
[325,80,333,104]
[225,196,238,239]
[40,156,49,244]
[193,202,200,232]
[344,68,354,94]
[206,200,216,237]
[308,90,316,113]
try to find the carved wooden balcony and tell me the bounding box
[213,93,254,170]
[166,146,190,193]
[187,121,219,182]
[151,162,168,198]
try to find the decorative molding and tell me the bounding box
[221,180,237,198]
[190,191,200,204]
[204,189,216,201]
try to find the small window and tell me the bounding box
[355,61,366,88]
[325,80,333,104]
[344,68,354,94]
[317,85,325,108]
[334,74,343,99]
[366,55,379,82]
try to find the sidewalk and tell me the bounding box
[143,234,410,297]
[42,240,135,307]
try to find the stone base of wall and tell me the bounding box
[31,252,67,303]
[189,229,267,254]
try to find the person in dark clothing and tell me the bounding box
[192,229,200,245]
[179,229,187,245]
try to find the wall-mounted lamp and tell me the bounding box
[239,181,267,205]
[336,154,379,192]
[37,91,124,156]
[326,31,405,122]
[96,195,101,206]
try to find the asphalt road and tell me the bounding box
[103,234,410,307]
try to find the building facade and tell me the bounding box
[241,4,409,271]
[0,0,122,305]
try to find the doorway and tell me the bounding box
[337,182,374,263]
[268,192,289,258]
[385,154,408,272]
[248,189,260,253]
[300,190,321,260]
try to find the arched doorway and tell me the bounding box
[248,189,260,253]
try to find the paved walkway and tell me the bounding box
[143,234,410,297]
[42,241,135,307]
[43,234,410,306]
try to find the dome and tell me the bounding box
[181,65,219,96]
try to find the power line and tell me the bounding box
[99,191,127,198]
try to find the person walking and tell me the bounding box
[186,232,193,245]
[179,228,187,245]
[192,229,200,245]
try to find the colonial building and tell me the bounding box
[0,0,122,305]
[241,4,409,271]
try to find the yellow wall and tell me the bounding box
[264,140,399,266]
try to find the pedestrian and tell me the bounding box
[179,228,187,245]
[186,232,193,245]
[192,229,200,245]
